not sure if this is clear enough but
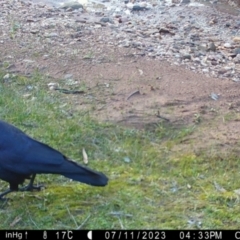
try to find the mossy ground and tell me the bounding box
[1,70,240,229]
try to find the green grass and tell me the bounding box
[1,70,240,229]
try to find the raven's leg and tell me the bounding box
[0,188,13,200]
[19,174,44,192]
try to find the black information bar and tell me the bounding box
[0,230,239,240]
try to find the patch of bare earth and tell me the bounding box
[65,50,240,154]
[3,42,240,154]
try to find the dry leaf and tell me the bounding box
[138,69,143,75]
[10,216,22,227]
[82,148,88,164]
[214,181,226,193]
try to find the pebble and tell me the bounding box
[233,36,240,42]
[0,0,239,81]
[61,2,83,10]
[224,43,232,48]
[234,48,240,55]
[132,5,147,11]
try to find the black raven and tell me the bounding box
[0,120,108,200]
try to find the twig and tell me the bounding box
[156,111,170,122]
[55,88,85,94]
[77,214,91,230]
[126,90,140,100]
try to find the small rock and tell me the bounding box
[123,157,131,163]
[132,5,146,11]
[207,42,216,52]
[48,82,59,90]
[218,69,228,75]
[61,1,83,10]
[145,29,159,35]
[189,2,204,6]
[210,93,219,100]
[233,37,240,42]
[124,9,131,15]
[223,43,232,48]
[197,44,207,52]
[126,2,133,9]
[45,32,59,38]
[234,48,240,55]
[202,68,209,73]
[182,54,191,60]
[64,74,73,79]
[26,85,33,90]
[26,19,36,23]
[100,17,112,23]
[3,73,10,80]
[120,40,130,47]
[211,60,218,66]
[234,54,240,63]
[181,0,190,4]
[23,93,32,98]
[232,78,240,82]
[30,29,39,34]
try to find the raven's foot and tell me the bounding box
[19,184,44,192]
[0,189,13,201]
[0,197,9,202]
[19,173,44,192]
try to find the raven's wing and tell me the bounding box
[0,121,65,174]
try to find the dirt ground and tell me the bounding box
[1,0,240,155]
[62,47,240,151]
[4,43,240,153]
